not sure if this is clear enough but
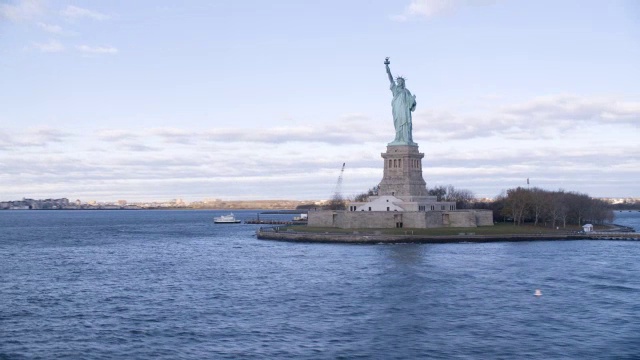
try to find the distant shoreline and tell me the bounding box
[0,208,303,211]
[0,198,318,211]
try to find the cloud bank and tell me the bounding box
[1,94,637,201]
[414,94,640,140]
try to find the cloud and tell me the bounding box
[200,126,380,144]
[0,0,43,22]
[32,39,64,53]
[76,45,118,55]
[426,145,637,168]
[152,128,194,144]
[122,143,158,152]
[36,22,63,34]
[392,0,454,21]
[414,94,640,140]
[96,128,196,145]
[60,5,108,21]
[1,127,73,148]
[96,129,141,142]
[94,130,157,152]
[0,130,16,150]
[501,94,640,125]
[25,127,73,145]
[93,114,384,146]
[200,114,386,144]
[392,0,497,21]
[2,3,114,57]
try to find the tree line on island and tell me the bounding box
[476,187,614,227]
[333,185,615,227]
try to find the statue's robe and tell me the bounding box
[390,83,416,145]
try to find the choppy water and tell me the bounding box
[2,210,640,359]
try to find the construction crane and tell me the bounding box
[328,163,346,210]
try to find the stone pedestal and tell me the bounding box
[378,145,428,198]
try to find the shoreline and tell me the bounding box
[256,229,639,244]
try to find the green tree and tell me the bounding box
[428,185,447,201]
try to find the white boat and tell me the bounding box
[293,213,308,222]
[213,213,241,224]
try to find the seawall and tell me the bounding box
[256,229,639,244]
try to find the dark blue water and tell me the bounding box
[2,210,640,359]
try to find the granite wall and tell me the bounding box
[307,209,494,229]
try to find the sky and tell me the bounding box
[1,0,639,202]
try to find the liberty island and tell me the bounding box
[257,59,633,242]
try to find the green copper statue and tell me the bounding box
[385,57,417,146]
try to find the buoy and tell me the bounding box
[534,289,542,296]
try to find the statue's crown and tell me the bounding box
[396,76,406,82]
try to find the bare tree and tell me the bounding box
[428,184,475,209]
[529,187,548,226]
[494,187,613,227]
[353,185,380,202]
[325,195,346,210]
[445,185,475,209]
[502,187,530,225]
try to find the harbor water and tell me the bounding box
[2,210,640,359]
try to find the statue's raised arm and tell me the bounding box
[384,57,394,86]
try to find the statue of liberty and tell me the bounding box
[385,58,417,146]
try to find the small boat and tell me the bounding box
[293,213,308,222]
[213,213,241,224]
